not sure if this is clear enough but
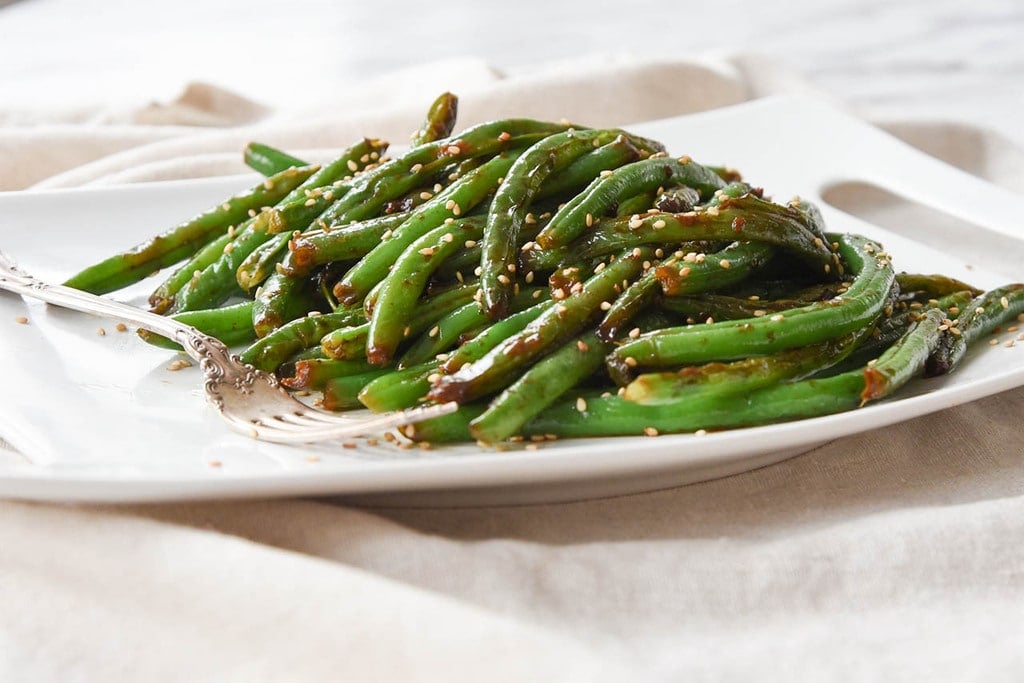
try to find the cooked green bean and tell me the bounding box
[244,142,306,176]
[535,155,726,248]
[66,164,317,296]
[606,233,891,382]
[411,92,459,146]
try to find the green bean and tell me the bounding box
[597,254,676,341]
[333,151,517,304]
[606,233,892,381]
[244,142,306,176]
[138,300,256,350]
[524,192,834,275]
[281,358,378,391]
[252,269,325,338]
[319,119,569,225]
[535,136,643,200]
[469,331,609,443]
[281,212,411,277]
[440,297,556,374]
[239,308,365,372]
[320,282,478,360]
[409,308,946,442]
[357,361,440,412]
[367,219,484,365]
[654,241,775,296]
[896,272,982,299]
[622,326,870,404]
[236,232,291,291]
[429,247,647,403]
[168,140,387,312]
[614,191,657,217]
[411,92,458,146]
[398,287,545,368]
[147,232,235,313]
[65,165,317,296]
[481,129,626,319]
[322,369,394,410]
[536,156,726,248]
[925,284,1024,376]
[320,322,370,360]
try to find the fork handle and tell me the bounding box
[0,251,192,344]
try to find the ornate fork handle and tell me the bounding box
[0,251,244,381]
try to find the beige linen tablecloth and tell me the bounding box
[2,57,1023,681]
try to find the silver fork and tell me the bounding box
[0,251,457,444]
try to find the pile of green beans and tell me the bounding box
[66,93,1024,445]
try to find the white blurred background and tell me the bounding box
[1,0,1021,142]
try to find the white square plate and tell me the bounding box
[2,96,1023,505]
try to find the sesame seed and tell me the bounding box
[719,259,731,269]
[950,327,962,336]
[445,199,456,210]
[976,307,986,315]
[1006,340,1016,348]
[428,326,439,338]
[577,340,589,352]
[418,192,433,201]
[497,274,511,285]
[14,316,27,325]
[706,206,720,217]
[1001,296,1010,309]
[576,397,587,412]
[304,198,316,207]
[427,373,441,383]
[586,213,594,227]
[642,426,659,437]
[346,159,358,172]
[382,229,393,240]
[770,314,784,322]
[599,301,612,311]
[498,131,511,141]
[220,202,231,212]
[167,359,192,372]
[594,262,607,273]
[441,232,454,243]
[753,310,767,317]
[410,163,423,173]
[990,338,1000,346]
[525,271,535,283]
[678,267,691,278]
[628,218,643,229]
[532,290,542,299]
[653,219,666,230]
[600,170,614,178]
[624,356,638,367]
[115,323,128,332]
[694,429,707,436]
[96,327,106,336]
[418,247,435,256]
[446,145,461,155]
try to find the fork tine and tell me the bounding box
[244,402,460,444]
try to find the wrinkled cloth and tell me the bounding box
[2,55,1023,682]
